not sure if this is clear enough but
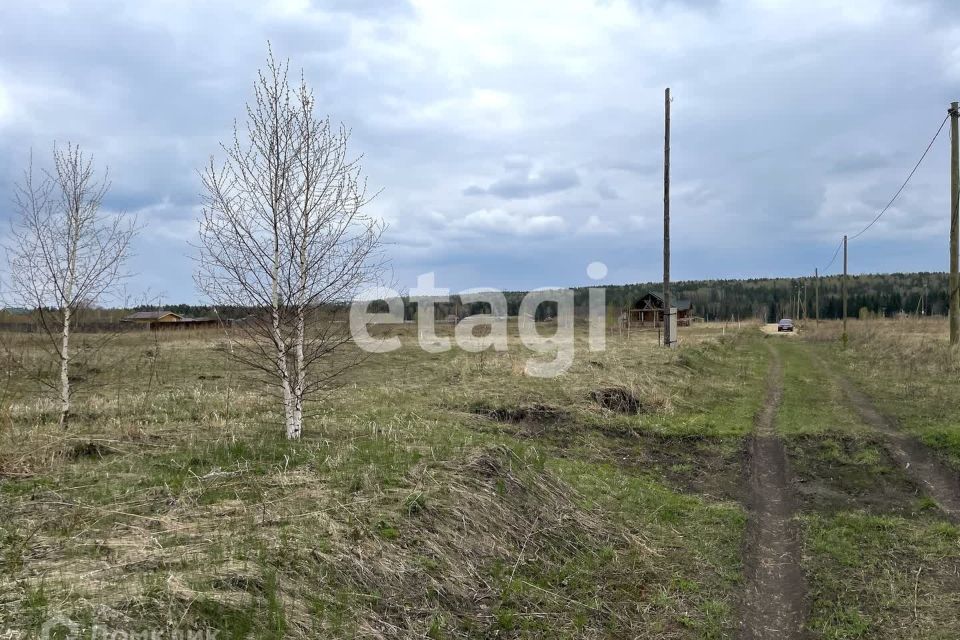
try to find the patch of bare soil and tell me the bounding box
[837,378,960,523]
[740,347,808,640]
[591,386,644,414]
[471,397,745,501]
[787,433,929,516]
[67,441,118,460]
[469,401,571,439]
[627,434,745,502]
[474,402,567,424]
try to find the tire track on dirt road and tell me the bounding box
[815,356,960,523]
[740,343,807,640]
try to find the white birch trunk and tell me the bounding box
[270,184,301,439]
[290,305,305,439]
[59,211,78,429]
[59,305,71,427]
[272,307,298,439]
[289,191,308,441]
[281,368,298,439]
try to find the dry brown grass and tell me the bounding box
[0,322,764,638]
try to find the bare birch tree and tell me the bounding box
[6,145,137,427]
[196,51,387,440]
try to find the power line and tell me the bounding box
[818,112,949,275]
[848,113,950,241]
[821,237,844,273]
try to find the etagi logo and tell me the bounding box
[34,616,219,639]
[39,615,79,639]
[350,263,609,377]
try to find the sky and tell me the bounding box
[0,0,958,303]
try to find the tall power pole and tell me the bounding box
[950,101,959,345]
[815,267,820,325]
[842,235,848,346]
[663,87,672,347]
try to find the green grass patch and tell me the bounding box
[803,512,960,639]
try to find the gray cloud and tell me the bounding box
[831,151,901,174]
[0,0,957,299]
[623,0,720,12]
[465,166,581,199]
[596,180,620,200]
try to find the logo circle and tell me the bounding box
[586,261,608,281]
[40,615,79,640]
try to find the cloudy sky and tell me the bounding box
[1,0,958,302]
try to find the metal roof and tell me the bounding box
[636,292,693,311]
[122,310,182,321]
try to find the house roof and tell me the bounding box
[634,292,693,311]
[123,310,182,321]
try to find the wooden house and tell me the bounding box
[628,292,693,327]
[123,310,183,324]
[122,310,218,331]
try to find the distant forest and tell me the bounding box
[133,271,951,324]
[588,271,949,322]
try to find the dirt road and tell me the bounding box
[759,323,799,336]
[740,345,807,640]
[825,363,960,523]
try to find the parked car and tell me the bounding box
[777,318,794,332]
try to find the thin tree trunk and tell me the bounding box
[59,305,71,428]
[291,189,308,440]
[291,305,305,439]
[60,210,78,429]
[272,296,300,439]
[270,180,300,439]
[281,365,297,439]
[271,305,297,439]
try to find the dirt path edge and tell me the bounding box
[739,343,808,640]
[837,375,960,523]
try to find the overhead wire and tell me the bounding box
[848,113,949,241]
[820,237,844,273]
[818,112,951,273]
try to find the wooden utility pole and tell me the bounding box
[815,268,820,325]
[663,87,673,347]
[950,101,959,345]
[842,235,848,346]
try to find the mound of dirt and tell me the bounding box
[473,402,567,424]
[67,441,117,460]
[591,387,643,414]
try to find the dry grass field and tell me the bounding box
[0,318,958,639]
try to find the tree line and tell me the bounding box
[119,270,950,324]
[588,272,950,322]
